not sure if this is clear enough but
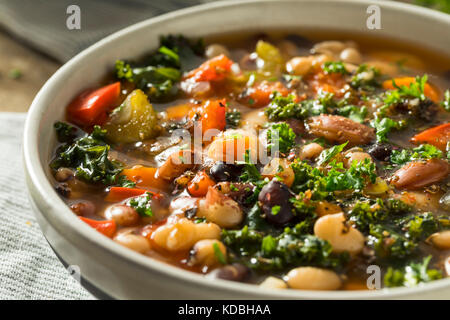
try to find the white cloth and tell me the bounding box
[0,112,93,300]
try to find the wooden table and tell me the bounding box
[0,30,60,112]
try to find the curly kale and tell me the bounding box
[51,125,123,185]
[266,122,296,154]
[115,35,204,100]
[390,144,444,166]
[225,109,241,129]
[384,256,442,288]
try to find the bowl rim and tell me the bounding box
[23,0,450,299]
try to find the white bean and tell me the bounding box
[259,276,288,289]
[197,187,243,228]
[190,239,227,268]
[428,230,450,250]
[340,48,362,65]
[314,212,365,255]
[151,218,220,251]
[285,267,341,290]
[205,44,230,59]
[114,232,150,253]
[286,56,315,76]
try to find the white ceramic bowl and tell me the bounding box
[24,0,450,299]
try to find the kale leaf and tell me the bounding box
[51,125,123,185]
[267,122,296,154]
[384,256,442,287]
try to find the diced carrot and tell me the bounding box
[189,99,227,134]
[185,54,233,82]
[242,81,289,107]
[382,77,440,102]
[121,166,170,191]
[410,123,450,151]
[187,171,216,197]
[67,82,121,126]
[166,103,194,120]
[207,133,258,162]
[79,217,116,238]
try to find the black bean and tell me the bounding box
[55,183,71,198]
[368,143,393,162]
[258,180,294,226]
[207,263,250,282]
[209,162,242,182]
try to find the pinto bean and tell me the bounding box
[307,115,375,146]
[344,151,372,168]
[314,212,365,255]
[156,149,195,181]
[197,187,243,228]
[104,204,140,227]
[299,142,324,160]
[285,267,342,290]
[391,159,450,190]
[70,201,96,216]
[261,158,294,187]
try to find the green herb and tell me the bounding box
[237,150,261,183]
[128,192,153,217]
[322,61,348,75]
[384,75,428,108]
[368,224,417,260]
[265,93,306,121]
[442,90,450,112]
[350,64,381,90]
[225,109,241,129]
[54,121,77,143]
[337,105,368,123]
[271,205,281,216]
[267,123,296,154]
[371,117,406,142]
[390,144,444,165]
[50,125,123,185]
[384,256,442,287]
[213,242,227,264]
[317,142,348,165]
[116,175,136,188]
[414,0,450,14]
[8,68,23,79]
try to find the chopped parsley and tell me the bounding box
[128,192,153,217]
[322,61,348,75]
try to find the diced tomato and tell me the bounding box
[411,123,450,151]
[307,72,346,97]
[187,171,216,197]
[242,81,290,107]
[105,187,162,202]
[185,54,233,82]
[121,167,170,191]
[67,82,121,126]
[382,77,440,102]
[79,217,116,238]
[189,99,227,134]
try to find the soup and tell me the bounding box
[49,32,450,291]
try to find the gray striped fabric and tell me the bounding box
[0,113,93,299]
[0,0,217,62]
